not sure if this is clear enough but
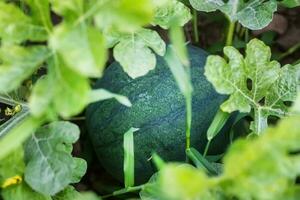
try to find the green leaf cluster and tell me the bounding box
[104,0,191,78]
[189,0,277,30]
[205,39,300,134]
[140,115,300,200]
[0,122,91,199]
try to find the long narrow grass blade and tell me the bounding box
[123,127,139,187]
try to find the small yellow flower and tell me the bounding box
[1,175,22,188]
[4,105,22,116]
[14,105,22,113]
[4,107,13,116]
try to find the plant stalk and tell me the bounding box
[226,20,236,46]
[279,42,300,61]
[203,140,211,157]
[192,9,199,43]
[185,96,192,150]
[102,185,145,199]
[0,95,27,108]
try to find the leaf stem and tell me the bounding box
[0,95,27,108]
[203,140,211,157]
[102,185,145,199]
[185,95,192,150]
[254,107,268,135]
[278,42,300,61]
[226,20,236,46]
[293,59,300,65]
[192,9,199,43]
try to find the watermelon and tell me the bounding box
[86,45,231,184]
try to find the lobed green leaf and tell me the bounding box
[24,121,87,195]
[205,39,300,134]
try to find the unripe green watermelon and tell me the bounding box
[86,45,231,184]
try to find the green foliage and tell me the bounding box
[0,45,50,93]
[280,0,300,8]
[0,0,299,199]
[141,115,300,200]
[205,39,300,134]
[0,0,191,198]
[0,116,43,161]
[164,45,193,149]
[206,109,230,141]
[50,23,107,77]
[123,128,138,188]
[112,29,166,78]
[0,1,47,44]
[152,0,191,29]
[189,0,277,30]
[24,121,86,195]
[0,148,52,200]
[104,0,191,78]
[53,186,102,200]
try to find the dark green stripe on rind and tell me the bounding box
[86,45,231,184]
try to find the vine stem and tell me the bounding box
[185,95,192,150]
[0,95,27,108]
[254,107,268,135]
[102,185,145,199]
[293,59,300,65]
[203,140,211,157]
[226,20,236,46]
[192,9,199,43]
[278,42,300,61]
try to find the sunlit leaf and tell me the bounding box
[0,117,43,161]
[94,0,154,32]
[50,24,107,78]
[190,0,277,30]
[52,57,90,118]
[29,76,55,118]
[89,89,132,107]
[25,0,53,31]
[152,0,191,29]
[280,0,300,8]
[0,2,47,43]
[0,149,51,200]
[0,45,50,93]
[50,0,83,21]
[142,115,300,199]
[113,29,166,79]
[205,39,300,134]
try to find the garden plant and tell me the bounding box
[0,0,300,199]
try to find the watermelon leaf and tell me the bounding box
[89,89,132,107]
[50,23,107,78]
[53,186,102,200]
[24,121,87,195]
[0,45,50,93]
[0,116,43,161]
[113,29,166,79]
[25,0,53,32]
[141,115,300,199]
[94,0,154,32]
[104,0,191,79]
[189,0,277,30]
[205,39,300,134]
[280,0,300,7]
[0,148,52,200]
[0,2,47,44]
[152,0,191,29]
